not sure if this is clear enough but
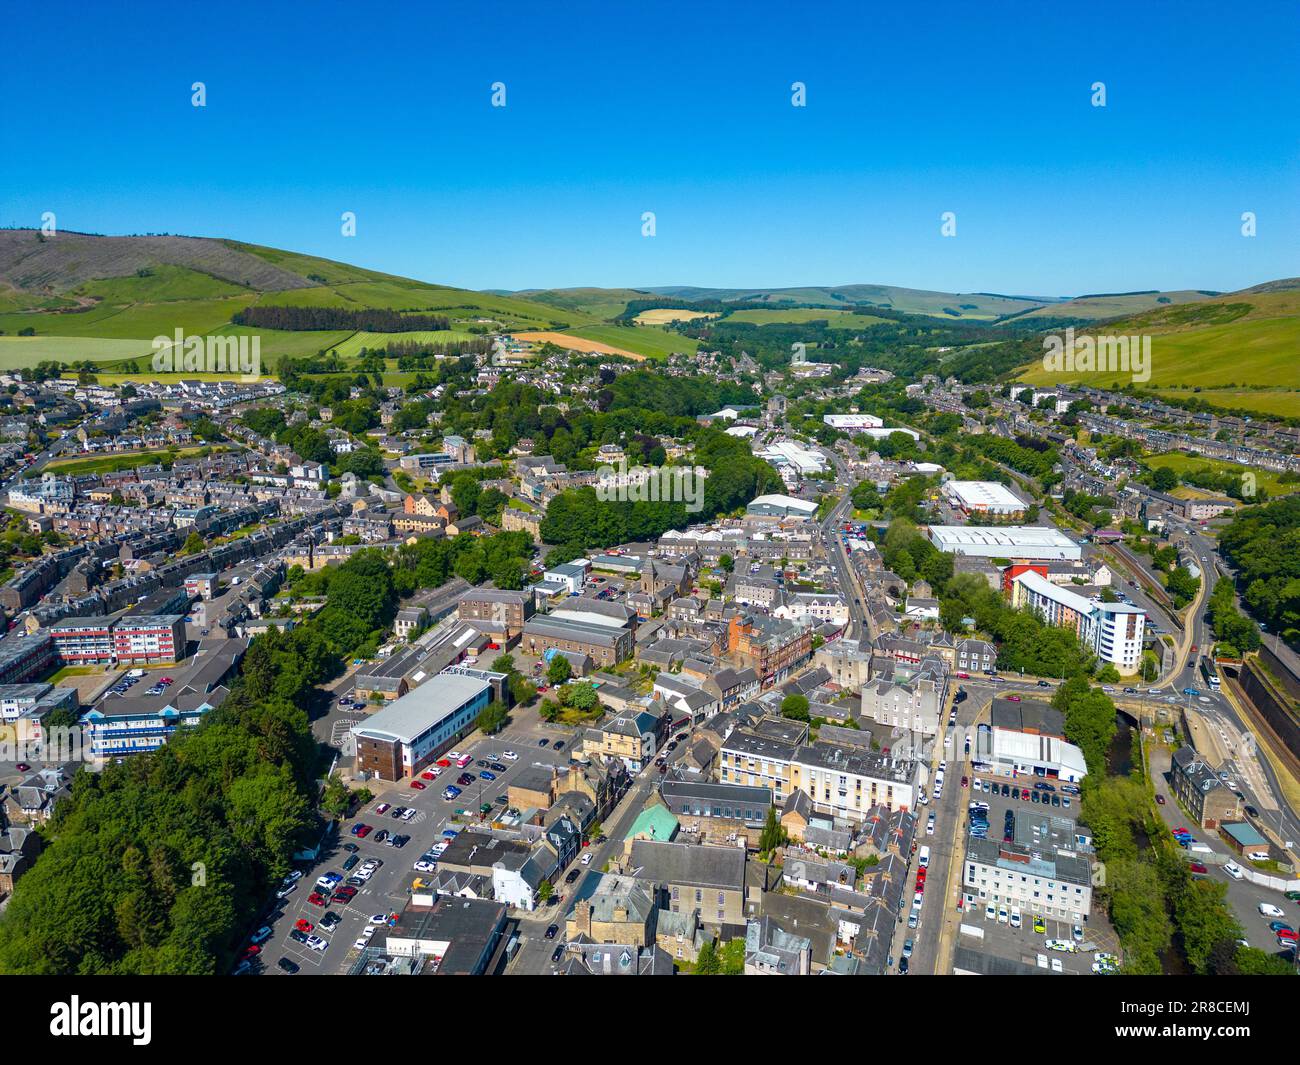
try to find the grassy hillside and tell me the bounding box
[643,283,1055,320]
[1010,289,1217,322]
[0,229,582,371]
[1017,284,1300,416]
[510,287,654,320]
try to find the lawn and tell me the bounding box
[43,445,229,477]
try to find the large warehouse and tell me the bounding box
[746,493,820,519]
[926,525,1082,562]
[943,480,1026,519]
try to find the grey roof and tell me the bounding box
[628,840,746,891]
[351,672,489,746]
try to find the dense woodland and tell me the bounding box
[232,306,452,332]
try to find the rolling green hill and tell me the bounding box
[1017,282,1300,417]
[0,229,585,368]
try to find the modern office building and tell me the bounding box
[351,671,493,781]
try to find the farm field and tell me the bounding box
[632,308,719,326]
[331,329,478,357]
[513,330,645,360]
[724,307,888,327]
[562,324,699,359]
[1140,451,1296,497]
[203,324,357,363]
[0,295,256,341]
[0,336,157,365]
[1018,289,1300,413]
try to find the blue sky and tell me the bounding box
[4,0,1297,295]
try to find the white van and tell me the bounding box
[918,846,931,869]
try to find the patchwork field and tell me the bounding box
[513,331,645,360]
[632,308,719,326]
[563,324,699,359]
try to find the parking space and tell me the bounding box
[247,717,582,975]
[958,769,1120,973]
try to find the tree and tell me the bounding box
[490,653,516,675]
[181,531,205,555]
[546,656,572,685]
[511,676,538,706]
[758,806,787,856]
[537,880,553,903]
[476,700,509,735]
[780,693,810,721]
[694,940,721,974]
[1152,466,1179,492]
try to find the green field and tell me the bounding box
[1151,388,1300,419]
[0,295,256,341]
[724,307,888,327]
[511,287,654,320]
[43,445,228,477]
[562,324,699,359]
[0,336,158,365]
[1140,452,1294,497]
[1017,288,1300,417]
[0,232,587,376]
[331,329,478,357]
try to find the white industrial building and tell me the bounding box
[822,413,883,430]
[927,525,1082,562]
[943,480,1026,518]
[746,493,819,519]
[977,698,1089,784]
[756,440,828,476]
